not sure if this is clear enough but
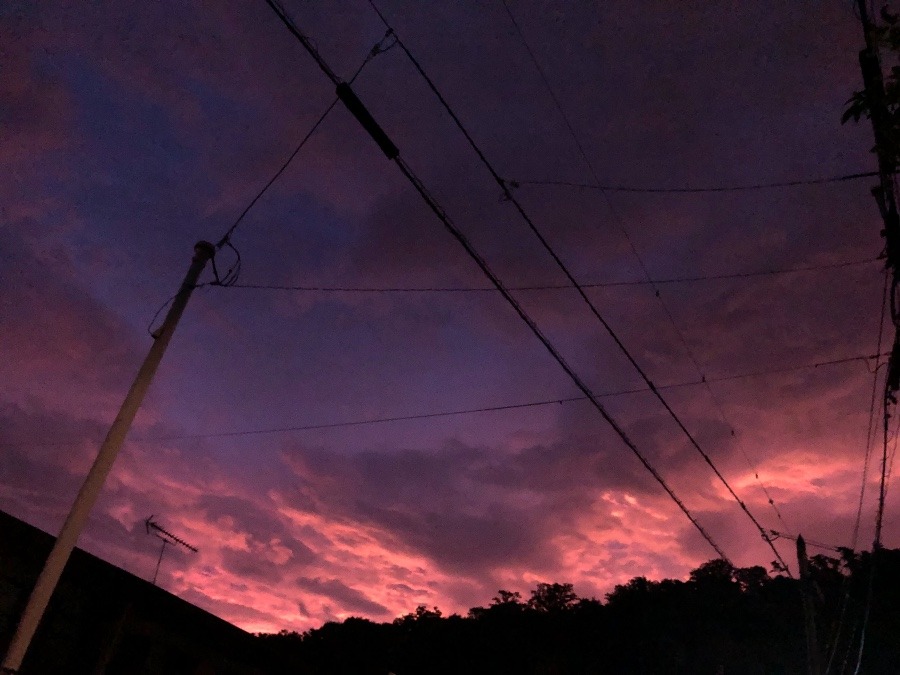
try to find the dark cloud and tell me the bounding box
[0,225,140,407]
[280,433,649,577]
[0,402,108,529]
[2,0,896,634]
[179,587,285,628]
[295,577,389,617]
[220,548,287,584]
[387,582,427,595]
[196,494,318,584]
[198,495,303,547]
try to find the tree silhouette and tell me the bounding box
[843,5,900,167]
[527,582,578,613]
[257,549,900,674]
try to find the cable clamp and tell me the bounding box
[370,29,397,56]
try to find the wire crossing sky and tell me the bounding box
[223,257,878,292]
[1,352,884,448]
[361,0,790,571]
[1,0,895,633]
[510,170,882,194]
[266,0,742,563]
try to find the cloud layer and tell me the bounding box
[2,0,897,633]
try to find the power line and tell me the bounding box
[874,379,891,548]
[496,0,798,547]
[207,28,397,288]
[852,269,890,550]
[508,171,882,195]
[883,408,900,499]
[367,1,787,573]
[768,530,844,553]
[126,353,897,441]
[827,270,892,675]
[849,2,898,669]
[832,422,899,675]
[144,30,397,327]
[214,100,337,251]
[399,162,734,561]
[0,352,883,448]
[220,257,878,293]
[262,0,731,564]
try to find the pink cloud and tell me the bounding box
[2,0,898,638]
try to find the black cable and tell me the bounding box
[151,395,586,440]
[2,351,884,448]
[144,27,395,338]
[509,171,882,194]
[212,238,242,287]
[208,99,335,288]
[840,616,862,675]
[398,154,732,563]
[146,281,212,337]
[366,0,787,573]
[826,269,891,675]
[146,293,178,337]
[852,269,890,550]
[133,353,893,440]
[768,530,843,553]
[854,519,879,675]
[884,412,900,495]
[495,0,799,544]
[262,0,731,564]
[214,101,336,252]
[848,5,894,669]
[211,18,396,285]
[221,257,878,293]
[851,352,892,675]
[264,0,341,85]
[874,380,891,548]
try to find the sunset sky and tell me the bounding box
[2,0,898,633]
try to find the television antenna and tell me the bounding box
[144,516,198,585]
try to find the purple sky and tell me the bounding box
[2,0,898,632]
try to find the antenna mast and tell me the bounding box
[1,241,214,674]
[144,516,198,586]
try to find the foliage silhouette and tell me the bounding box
[257,549,900,674]
[843,5,900,167]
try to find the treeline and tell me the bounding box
[258,547,900,674]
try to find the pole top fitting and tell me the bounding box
[194,241,216,260]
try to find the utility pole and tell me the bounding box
[856,0,900,551]
[857,1,900,253]
[1,241,214,675]
[797,535,822,675]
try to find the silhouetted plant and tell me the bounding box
[257,550,900,674]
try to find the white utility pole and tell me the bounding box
[1,241,215,674]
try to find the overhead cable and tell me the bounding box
[262,0,731,564]
[221,257,878,293]
[508,171,882,195]
[208,27,397,287]
[124,353,900,442]
[852,269,890,550]
[875,380,891,548]
[1,351,883,448]
[826,270,892,675]
[850,3,896,670]
[768,530,844,553]
[366,0,786,572]
[495,0,800,545]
